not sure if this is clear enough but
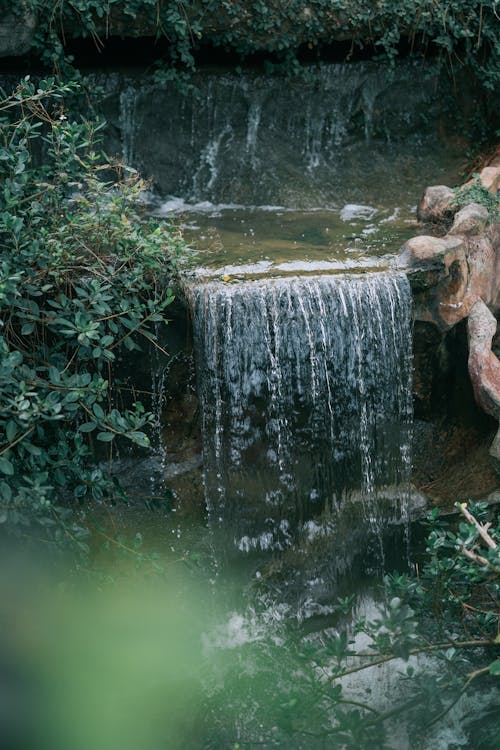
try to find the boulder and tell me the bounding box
[398,235,474,329]
[467,300,500,420]
[449,203,489,236]
[467,236,497,308]
[0,10,36,58]
[417,185,455,223]
[479,166,500,194]
[397,235,465,267]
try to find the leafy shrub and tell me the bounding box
[452,174,500,219]
[0,76,186,549]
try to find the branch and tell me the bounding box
[457,503,497,550]
[329,640,497,681]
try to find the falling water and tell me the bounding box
[189,272,413,552]
[119,85,138,166]
[149,325,168,497]
[108,61,455,207]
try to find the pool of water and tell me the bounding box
[153,150,461,279]
[157,203,421,278]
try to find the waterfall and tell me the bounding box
[110,61,449,207]
[189,272,413,551]
[119,85,138,166]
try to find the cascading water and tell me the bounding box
[106,61,459,208]
[189,272,413,554]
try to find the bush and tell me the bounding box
[0,76,187,549]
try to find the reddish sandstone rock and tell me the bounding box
[417,185,456,223]
[479,166,500,194]
[467,300,500,420]
[449,203,489,236]
[398,235,465,266]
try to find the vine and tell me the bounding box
[2,1,499,92]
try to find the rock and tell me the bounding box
[417,185,456,223]
[398,235,465,267]
[449,203,489,236]
[398,235,472,328]
[489,425,500,476]
[479,166,500,194]
[0,9,36,58]
[467,300,500,419]
[467,236,497,308]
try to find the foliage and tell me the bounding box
[452,173,500,219]
[4,0,500,92]
[237,501,500,747]
[0,76,186,549]
[194,502,500,748]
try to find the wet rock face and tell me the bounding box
[0,10,36,58]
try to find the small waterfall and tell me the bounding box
[149,326,168,497]
[189,273,413,552]
[111,61,449,206]
[119,86,138,165]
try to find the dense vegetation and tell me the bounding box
[4,0,500,92]
[0,77,186,548]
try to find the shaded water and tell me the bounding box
[111,62,460,208]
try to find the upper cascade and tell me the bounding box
[105,60,458,207]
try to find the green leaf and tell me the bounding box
[489,660,500,676]
[6,420,18,443]
[21,322,35,335]
[129,432,150,448]
[0,457,14,475]
[24,443,42,456]
[0,481,12,502]
[49,366,61,384]
[97,432,114,442]
[79,421,97,432]
[93,403,105,420]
